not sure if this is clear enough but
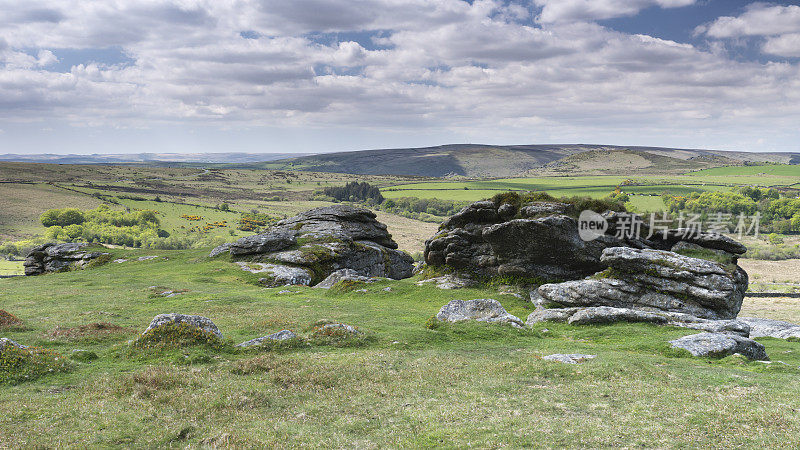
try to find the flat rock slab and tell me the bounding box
[314,269,374,289]
[669,332,768,360]
[236,330,298,347]
[568,306,668,325]
[537,246,748,321]
[739,317,800,339]
[542,354,596,364]
[236,262,313,287]
[526,306,751,336]
[314,323,362,335]
[437,299,524,328]
[417,275,478,290]
[143,313,223,338]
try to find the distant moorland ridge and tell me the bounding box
[2,144,798,177]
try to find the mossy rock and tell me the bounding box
[132,323,228,351]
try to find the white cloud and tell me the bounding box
[698,4,800,38]
[0,0,797,152]
[535,0,696,24]
[763,33,800,58]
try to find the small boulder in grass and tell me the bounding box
[143,313,223,338]
[669,332,768,361]
[134,314,226,349]
[236,330,298,348]
[308,321,364,346]
[542,354,596,364]
[436,299,524,328]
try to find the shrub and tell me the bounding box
[40,208,85,227]
[324,182,384,203]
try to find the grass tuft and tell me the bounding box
[0,345,72,385]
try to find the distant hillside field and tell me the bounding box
[256,144,800,178]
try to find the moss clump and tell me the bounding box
[490,191,626,219]
[492,191,556,209]
[131,323,227,351]
[70,350,99,363]
[306,320,369,347]
[328,279,368,294]
[0,346,72,385]
[424,315,441,330]
[84,253,113,269]
[673,247,737,272]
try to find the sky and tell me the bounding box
[0,0,799,155]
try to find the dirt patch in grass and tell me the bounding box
[146,286,190,298]
[739,297,800,323]
[47,322,134,341]
[0,310,23,328]
[739,259,800,284]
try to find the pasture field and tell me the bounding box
[2,250,800,447]
[0,183,107,241]
[685,165,800,187]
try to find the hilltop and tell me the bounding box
[256,144,800,177]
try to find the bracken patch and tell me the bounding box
[0,310,23,328]
[48,322,133,341]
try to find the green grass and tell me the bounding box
[2,248,800,447]
[0,260,24,276]
[685,165,800,186]
[117,199,249,240]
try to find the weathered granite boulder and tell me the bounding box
[436,299,524,328]
[143,313,223,338]
[527,306,751,336]
[211,205,414,287]
[669,332,768,360]
[236,262,314,287]
[424,200,643,282]
[425,199,751,285]
[651,229,747,257]
[236,330,297,347]
[535,247,747,320]
[739,317,800,339]
[24,243,109,276]
[542,353,596,364]
[314,269,375,289]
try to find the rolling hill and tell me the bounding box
[256,144,800,177]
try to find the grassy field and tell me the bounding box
[381,176,741,212]
[685,165,800,186]
[0,183,107,241]
[0,259,24,276]
[2,249,800,447]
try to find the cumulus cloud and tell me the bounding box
[0,0,797,152]
[535,0,696,24]
[697,4,800,38]
[697,4,800,59]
